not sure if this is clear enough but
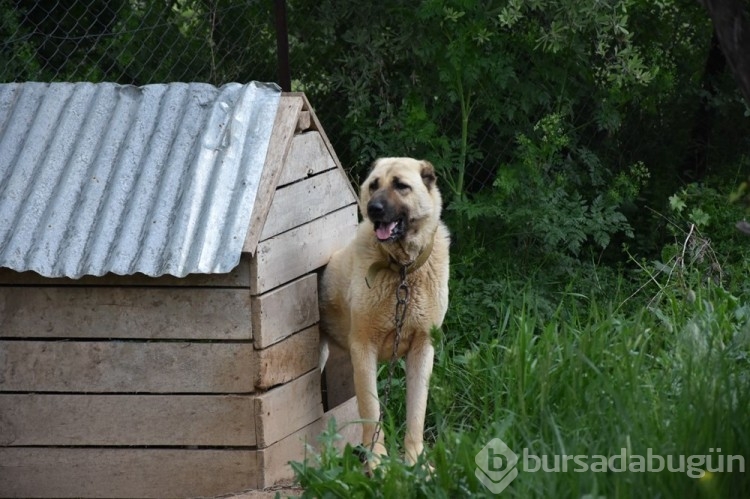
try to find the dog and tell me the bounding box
[319,157,450,468]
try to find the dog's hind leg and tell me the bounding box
[404,334,435,465]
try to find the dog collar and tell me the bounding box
[365,230,436,289]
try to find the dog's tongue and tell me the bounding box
[376,221,398,241]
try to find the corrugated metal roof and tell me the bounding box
[0,81,281,278]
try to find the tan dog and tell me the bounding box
[319,157,450,467]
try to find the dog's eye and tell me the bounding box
[394,180,411,192]
[369,179,379,192]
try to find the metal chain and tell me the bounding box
[370,265,410,454]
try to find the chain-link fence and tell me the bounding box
[1,1,497,190]
[1,0,367,169]
[6,0,701,202]
[1,1,279,85]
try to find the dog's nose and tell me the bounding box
[367,200,385,219]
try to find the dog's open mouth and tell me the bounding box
[374,219,404,242]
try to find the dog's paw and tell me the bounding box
[357,442,388,474]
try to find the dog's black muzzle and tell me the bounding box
[367,196,405,242]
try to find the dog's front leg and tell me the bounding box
[350,339,387,467]
[404,334,435,465]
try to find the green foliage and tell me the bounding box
[293,270,750,497]
[641,179,750,301]
[291,420,379,498]
[287,0,750,289]
[0,0,277,84]
[450,111,646,279]
[288,0,750,298]
[0,0,41,80]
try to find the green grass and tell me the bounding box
[292,269,750,498]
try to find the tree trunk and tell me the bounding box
[679,30,725,181]
[701,0,750,106]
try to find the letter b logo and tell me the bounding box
[475,438,519,494]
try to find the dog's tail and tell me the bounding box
[318,335,330,373]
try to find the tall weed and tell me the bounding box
[293,273,750,497]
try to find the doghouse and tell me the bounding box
[0,81,359,497]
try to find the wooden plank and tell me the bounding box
[259,395,360,488]
[296,110,311,132]
[0,287,252,340]
[251,273,318,348]
[0,448,260,498]
[0,394,256,446]
[0,341,256,393]
[276,132,336,187]
[254,369,323,448]
[296,92,358,200]
[250,206,358,294]
[261,168,358,239]
[243,95,304,255]
[256,325,319,390]
[0,255,252,287]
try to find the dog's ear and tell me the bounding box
[420,161,436,190]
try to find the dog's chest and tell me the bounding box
[356,277,435,360]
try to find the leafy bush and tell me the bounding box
[449,112,648,279]
[293,276,750,497]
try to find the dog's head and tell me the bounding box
[359,157,442,247]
